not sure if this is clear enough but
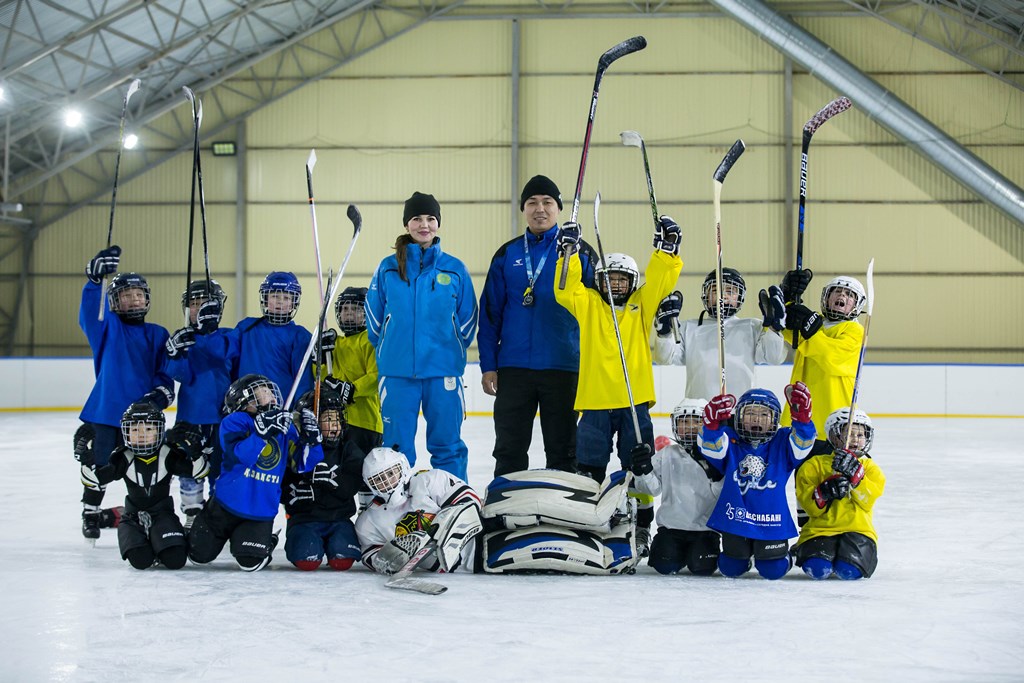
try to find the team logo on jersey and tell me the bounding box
[733,454,777,494]
[629,304,639,312]
[444,376,457,391]
[395,510,436,537]
[254,440,282,471]
[436,273,452,286]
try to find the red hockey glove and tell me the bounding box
[784,381,812,424]
[702,394,736,431]
[813,474,851,509]
[832,448,865,487]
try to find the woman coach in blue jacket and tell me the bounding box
[365,192,479,482]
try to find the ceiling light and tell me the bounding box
[123,133,138,149]
[211,141,237,157]
[0,87,5,102]
[64,109,82,127]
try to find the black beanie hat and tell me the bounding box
[519,175,563,211]
[403,191,441,226]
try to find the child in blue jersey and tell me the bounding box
[78,245,175,540]
[186,374,325,572]
[365,192,478,481]
[164,279,233,525]
[698,382,816,580]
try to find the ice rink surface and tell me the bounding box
[2,412,1022,682]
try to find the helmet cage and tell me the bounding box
[671,398,708,449]
[701,268,746,319]
[826,408,875,455]
[335,288,368,335]
[821,277,867,322]
[108,273,151,322]
[595,253,640,307]
[120,403,165,456]
[735,390,781,445]
[224,375,283,415]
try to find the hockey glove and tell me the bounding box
[374,530,433,575]
[758,286,786,332]
[73,423,95,464]
[86,245,121,284]
[813,474,851,509]
[80,463,102,491]
[320,328,337,354]
[784,381,813,424]
[195,298,222,335]
[311,461,339,489]
[655,291,683,337]
[629,442,654,476]
[323,377,356,405]
[703,394,736,430]
[781,268,813,303]
[832,448,866,487]
[653,215,682,256]
[140,387,173,411]
[253,408,293,439]
[785,303,823,339]
[288,478,315,505]
[165,327,196,360]
[298,408,322,446]
[557,222,581,257]
[165,423,206,460]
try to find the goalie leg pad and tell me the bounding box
[483,469,631,531]
[430,502,483,572]
[483,522,638,575]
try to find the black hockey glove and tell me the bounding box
[140,387,173,411]
[832,448,866,487]
[288,477,315,505]
[629,443,654,476]
[324,377,356,405]
[73,423,95,464]
[813,475,851,509]
[298,408,322,446]
[557,222,581,257]
[195,298,222,335]
[165,423,206,460]
[85,245,121,284]
[758,285,786,332]
[781,268,813,303]
[653,215,681,256]
[655,291,683,337]
[310,462,339,489]
[320,328,337,354]
[253,408,293,439]
[785,303,823,340]
[165,327,196,360]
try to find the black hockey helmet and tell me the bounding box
[181,278,227,310]
[120,401,165,456]
[223,374,283,415]
[701,267,746,319]
[295,388,347,446]
[107,272,151,322]
[334,286,368,335]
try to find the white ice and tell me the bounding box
[2,413,1023,682]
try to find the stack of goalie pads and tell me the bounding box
[481,470,639,575]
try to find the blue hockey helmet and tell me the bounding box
[107,272,151,322]
[259,271,301,324]
[735,388,781,445]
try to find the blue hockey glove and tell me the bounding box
[655,291,683,337]
[653,215,681,255]
[253,408,292,439]
[557,222,581,257]
[86,245,121,284]
[165,327,196,360]
[195,298,222,334]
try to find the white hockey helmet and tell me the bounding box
[363,446,411,506]
[671,398,708,449]
[595,252,639,306]
[825,407,874,455]
[821,275,867,322]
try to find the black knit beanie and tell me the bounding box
[519,175,563,211]
[403,191,441,226]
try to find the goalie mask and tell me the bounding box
[334,286,368,336]
[735,388,781,446]
[295,388,346,447]
[223,374,283,416]
[671,398,708,449]
[595,253,639,306]
[120,401,165,456]
[825,407,874,456]
[821,276,867,322]
[363,446,411,506]
[182,279,227,325]
[701,268,746,320]
[107,272,151,323]
[259,271,302,325]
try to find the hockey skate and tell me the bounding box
[81,508,101,541]
[635,526,651,558]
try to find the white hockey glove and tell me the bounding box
[80,463,102,491]
[298,408,322,445]
[374,530,432,575]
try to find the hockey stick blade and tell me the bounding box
[306,149,317,174]
[620,130,643,148]
[598,36,647,70]
[713,140,746,183]
[385,540,448,595]
[347,204,362,235]
[804,96,852,136]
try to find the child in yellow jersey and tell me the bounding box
[554,215,683,554]
[780,273,867,438]
[792,407,885,579]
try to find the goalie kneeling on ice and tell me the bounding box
[481,470,639,575]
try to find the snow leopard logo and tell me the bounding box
[733,454,777,494]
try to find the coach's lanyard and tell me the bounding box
[522,231,552,307]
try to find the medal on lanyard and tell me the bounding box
[522,231,550,308]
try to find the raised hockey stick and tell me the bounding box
[284,205,362,410]
[385,540,448,595]
[712,140,747,395]
[313,270,333,416]
[620,130,680,343]
[98,78,141,321]
[181,86,204,327]
[793,96,853,349]
[306,150,326,307]
[557,35,647,291]
[844,258,874,449]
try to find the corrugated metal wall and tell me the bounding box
[19,11,1024,363]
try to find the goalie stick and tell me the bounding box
[385,540,448,595]
[557,35,647,290]
[712,140,746,395]
[620,130,680,343]
[844,258,874,450]
[793,96,853,349]
[98,78,142,321]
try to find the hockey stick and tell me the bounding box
[284,205,362,410]
[305,149,331,375]
[557,35,647,290]
[793,96,853,349]
[591,192,643,438]
[712,140,747,395]
[98,78,142,321]
[620,129,680,343]
[844,258,874,450]
[313,270,333,416]
[181,86,204,327]
[385,540,448,595]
